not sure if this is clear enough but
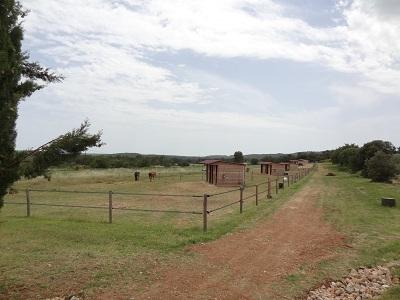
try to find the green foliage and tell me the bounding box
[331,144,359,166]
[0,1,102,207]
[19,121,103,177]
[72,153,194,169]
[359,140,397,176]
[250,158,259,165]
[331,140,399,181]
[365,151,397,182]
[261,151,331,163]
[391,154,400,174]
[233,151,244,163]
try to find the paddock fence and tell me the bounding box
[4,166,315,231]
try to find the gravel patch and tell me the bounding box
[307,264,400,300]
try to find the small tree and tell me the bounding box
[233,151,244,163]
[360,140,396,176]
[365,151,397,182]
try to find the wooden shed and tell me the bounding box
[289,160,299,170]
[260,161,273,174]
[201,160,245,186]
[270,162,290,176]
[298,159,309,166]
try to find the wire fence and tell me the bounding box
[4,166,315,231]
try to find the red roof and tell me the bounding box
[201,160,245,166]
[200,159,222,165]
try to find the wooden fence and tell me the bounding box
[4,167,314,232]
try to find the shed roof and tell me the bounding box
[260,161,273,165]
[200,159,222,165]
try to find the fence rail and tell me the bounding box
[4,166,315,231]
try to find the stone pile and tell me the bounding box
[307,266,399,300]
[45,296,81,300]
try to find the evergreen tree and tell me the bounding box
[0,1,103,207]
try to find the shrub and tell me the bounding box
[365,151,397,182]
[250,158,259,165]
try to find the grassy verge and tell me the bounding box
[0,168,312,299]
[284,163,400,298]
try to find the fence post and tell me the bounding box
[108,191,113,224]
[275,178,278,194]
[239,186,244,213]
[255,184,258,206]
[267,178,272,199]
[203,194,208,232]
[288,175,290,187]
[26,189,31,217]
[180,174,182,181]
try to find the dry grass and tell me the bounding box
[0,165,313,299]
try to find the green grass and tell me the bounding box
[0,166,312,299]
[316,163,400,298]
[320,163,400,264]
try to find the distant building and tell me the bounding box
[260,161,273,174]
[200,160,245,186]
[260,162,290,176]
[289,160,299,170]
[272,162,290,176]
[297,159,309,166]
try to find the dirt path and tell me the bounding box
[123,171,343,299]
[103,170,344,299]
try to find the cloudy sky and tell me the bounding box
[17,0,400,155]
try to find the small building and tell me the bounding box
[270,162,290,176]
[298,159,309,166]
[260,161,273,174]
[260,162,290,176]
[200,160,245,186]
[289,160,299,170]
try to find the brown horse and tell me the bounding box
[148,172,156,182]
[8,188,18,194]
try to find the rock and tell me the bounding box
[306,264,399,300]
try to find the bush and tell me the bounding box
[250,158,259,165]
[392,154,400,174]
[365,151,397,182]
[360,140,396,176]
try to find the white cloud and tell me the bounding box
[23,0,400,95]
[330,84,381,108]
[16,0,400,153]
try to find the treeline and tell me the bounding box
[258,151,332,164]
[72,154,195,169]
[65,150,331,169]
[331,140,400,182]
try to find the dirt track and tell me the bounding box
[129,171,344,299]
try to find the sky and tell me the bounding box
[17,0,400,156]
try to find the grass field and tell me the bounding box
[0,165,311,299]
[280,163,400,299]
